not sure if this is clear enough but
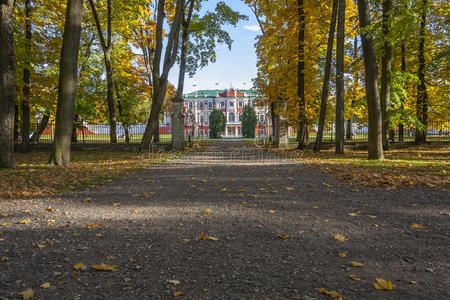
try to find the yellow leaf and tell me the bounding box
[123,277,132,282]
[350,261,364,267]
[323,219,330,223]
[313,205,319,209]
[91,263,117,271]
[203,209,211,215]
[207,236,218,241]
[168,280,180,285]
[349,274,362,281]
[367,215,377,219]
[87,224,101,229]
[373,277,394,290]
[95,233,102,237]
[348,213,358,217]
[173,291,184,297]
[334,234,346,242]
[40,282,50,289]
[17,289,34,299]
[338,253,346,258]
[241,201,247,205]
[409,280,417,284]
[221,188,227,192]
[297,230,305,234]
[132,210,140,214]
[285,187,295,191]
[199,234,218,241]
[19,218,31,224]
[198,188,205,192]
[74,262,85,270]
[278,233,289,239]
[1,223,9,227]
[322,182,332,187]
[112,203,120,206]
[183,239,190,242]
[237,188,246,192]
[269,210,276,214]
[318,287,342,299]
[411,223,426,229]
[71,273,78,278]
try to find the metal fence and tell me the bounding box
[24,120,450,144]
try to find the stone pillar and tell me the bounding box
[278,115,289,148]
[171,101,185,151]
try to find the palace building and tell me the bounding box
[182,89,272,138]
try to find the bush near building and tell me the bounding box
[209,109,226,138]
[242,105,257,138]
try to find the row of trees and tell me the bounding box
[0,0,246,167]
[208,105,257,139]
[247,0,448,159]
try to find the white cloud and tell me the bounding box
[243,25,260,32]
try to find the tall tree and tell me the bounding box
[380,0,392,150]
[88,0,117,143]
[242,104,257,138]
[357,0,383,159]
[297,0,307,150]
[21,0,32,153]
[141,0,184,149]
[398,39,406,141]
[314,0,338,152]
[0,0,16,168]
[415,0,428,143]
[335,0,345,155]
[49,0,84,166]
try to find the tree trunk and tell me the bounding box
[335,0,345,155]
[30,111,49,142]
[380,0,392,150]
[270,102,276,146]
[398,42,406,141]
[0,0,16,168]
[14,104,20,143]
[49,0,84,166]
[314,0,337,152]
[415,0,428,143]
[297,0,307,150]
[88,0,116,143]
[141,0,184,149]
[347,36,359,141]
[21,0,32,152]
[357,0,384,159]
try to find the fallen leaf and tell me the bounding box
[350,261,364,267]
[278,233,289,239]
[241,201,247,205]
[220,188,227,192]
[95,233,102,237]
[237,189,246,192]
[40,282,50,289]
[173,291,184,297]
[132,210,140,214]
[411,223,426,229]
[373,277,394,290]
[168,280,180,285]
[112,203,120,206]
[313,205,319,209]
[183,239,190,242]
[91,263,117,271]
[409,280,417,284]
[349,274,362,281]
[269,210,275,214]
[17,289,34,299]
[199,234,218,241]
[334,234,346,242]
[318,287,342,299]
[285,187,296,191]
[348,213,358,217]
[203,209,211,215]
[322,182,332,187]
[338,253,346,258]
[123,278,132,283]
[198,187,205,192]
[74,263,85,270]
[86,224,101,229]
[19,218,31,224]
[1,223,9,227]
[297,230,305,234]
[367,215,377,219]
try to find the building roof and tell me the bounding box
[184,89,259,98]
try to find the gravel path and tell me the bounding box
[1,141,449,299]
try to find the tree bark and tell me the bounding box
[0,0,16,168]
[415,0,428,143]
[141,0,184,149]
[88,0,117,143]
[14,104,20,143]
[335,0,345,155]
[172,1,194,151]
[21,0,32,152]
[347,36,359,141]
[357,0,384,159]
[314,0,337,152]
[297,0,307,150]
[49,0,84,166]
[380,0,392,150]
[398,41,406,141]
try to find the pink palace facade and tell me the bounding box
[182,89,273,138]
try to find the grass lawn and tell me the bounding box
[271,143,450,189]
[0,151,183,199]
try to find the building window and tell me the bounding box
[221,101,225,108]
[238,101,243,108]
[238,127,242,136]
[200,114,205,124]
[229,112,235,122]
[189,101,193,109]
[208,101,213,109]
[229,101,234,109]
[227,127,235,137]
[238,113,242,122]
[259,114,264,123]
[199,101,204,109]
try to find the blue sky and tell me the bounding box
[167,0,260,93]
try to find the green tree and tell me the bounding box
[242,105,257,138]
[209,108,225,139]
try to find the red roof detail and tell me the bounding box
[218,89,245,97]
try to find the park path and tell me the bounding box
[1,140,449,299]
